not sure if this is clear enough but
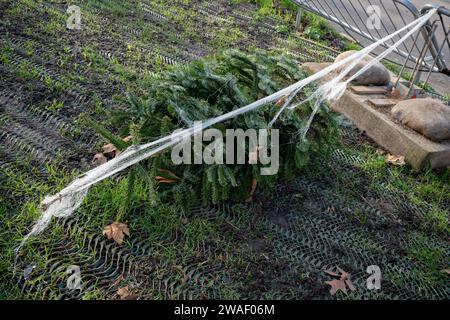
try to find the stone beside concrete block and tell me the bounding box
[350,86,389,95]
[368,99,398,108]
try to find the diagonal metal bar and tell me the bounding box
[292,0,448,74]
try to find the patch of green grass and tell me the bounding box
[406,233,447,287]
[46,99,65,113]
[250,0,343,45]
[352,208,368,225]
[0,161,82,299]
[357,147,450,235]
[81,288,106,300]
[442,94,450,104]
[343,41,362,51]
[423,209,449,234]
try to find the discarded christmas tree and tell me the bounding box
[98,49,338,211]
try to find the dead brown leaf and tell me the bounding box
[102,221,130,245]
[123,135,133,143]
[246,178,258,202]
[325,279,348,295]
[102,143,117,157]
[155,169,181,183]
[117,285,130,299]
[155,176,178,183]
[441,269,450,275]
[324,266,356,296]
[117,285,138,300]
[385,154,405,166]
[92,153,107,166]
[336,266,351,280]
[275,97,287,107]
[101,136,133,158]
[158,169,181,179]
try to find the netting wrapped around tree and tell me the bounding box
[108,49,337,210]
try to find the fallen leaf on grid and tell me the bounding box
[336,266,351,280]
[117,285,138,300]
[324,266,356,296]
[117,285,130,299]
[103,221,130,245]
[325,278,348,295]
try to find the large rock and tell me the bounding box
[334,50,391,86]
[391,98,450,142]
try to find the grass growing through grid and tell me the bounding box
[0,0,448,300]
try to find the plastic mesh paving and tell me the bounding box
[1,0,448,300]
[0,0,337,177]
[16,136,450,300]
[192,147,449,300]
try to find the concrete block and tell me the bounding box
[302,62,450,169]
